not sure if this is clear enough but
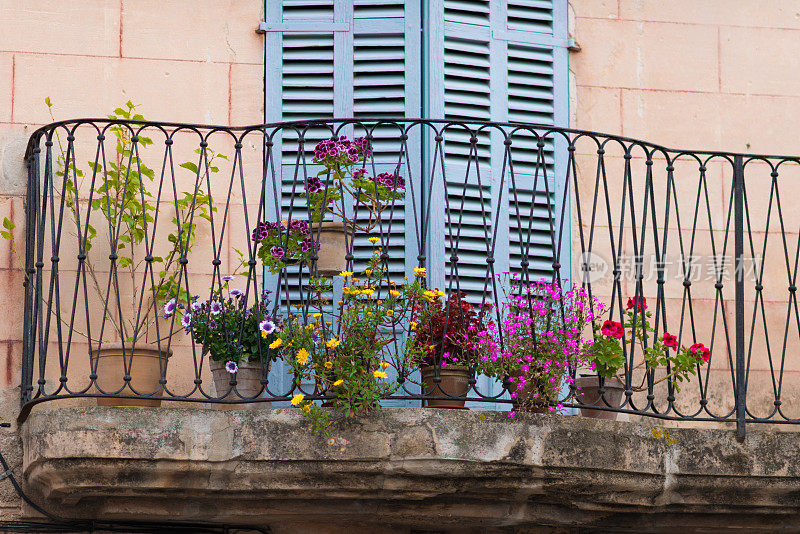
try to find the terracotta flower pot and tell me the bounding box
[310,221,353,276]
[421,365,470,409]
[89,342,171,407]
[574,375,625,420]
[510,377,552,414]
[209,359,271,409]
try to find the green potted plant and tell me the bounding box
[180,276,282,407]
[406,288,491,409]
[278,240,423,432]
[3,100,220,406]
[581,295,711,419]
[253,136,405,276]
[476,277,598,415]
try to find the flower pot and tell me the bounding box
[310,221,353,276]
[510,377,552,414]
[89,342,171,407]
[209,359,271,409]
[421,365,470,409]
[574,375,624,420]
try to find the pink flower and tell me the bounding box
[626,296,647,312]
[663,332,678,350]
[689,342,711,363]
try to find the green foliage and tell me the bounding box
[39,99,224,343]
[278,243,424,432]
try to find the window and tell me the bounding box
[263,0,570,406]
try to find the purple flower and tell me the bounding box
[259,319,276,335]
[270,246,285,259]
[163,298,177,317]
[230,289,243,298]
[190,301,202,313]
[208,320,218,329]
[222,275,234,282]
[225,361,238,374]
[305,176,324,194]
[210,302,223,315]
[181,314,192,328]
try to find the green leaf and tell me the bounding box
[45,97,52,107]
[180,162,199,174]
[1,231,12,240]
[3,217,15,230]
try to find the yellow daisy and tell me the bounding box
[414,267,426,277]
[333,379,344,387]
[326,338,341,349]
[390,290,400,297]
[373,370,388,379]
[296,348,310,365]
[368,236,380,244]
[324,361,333,369]
[339,271,354,278]
[291,393,305,406]
[379,361,390,369]
[269,338,283,349]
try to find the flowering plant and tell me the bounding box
[305,136,405,231]
[406,290,493,368]
[477,277,600,413]
[177,276,282,372]
[587,295,710,391]
[279,241,424,432]
[252,219,320,274]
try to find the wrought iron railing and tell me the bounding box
[16,117,800,437]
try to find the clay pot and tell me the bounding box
[209,359,271,409]
[510,377,552,414]
[421,365,470,409]
[89,342,171,407]
[310,221,353,276]
[574,375,625,420]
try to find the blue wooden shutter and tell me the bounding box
[426,0,570,409]
[264,0,422,404]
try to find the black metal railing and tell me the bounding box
[16,117,800,437]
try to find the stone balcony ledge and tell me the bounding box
[20,406,800,532]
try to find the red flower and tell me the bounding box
[626,296,647,312]
[663,332,678,350]
[601,320,625,339]
[689,342,711,363]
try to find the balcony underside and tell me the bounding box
[21,407,800,532]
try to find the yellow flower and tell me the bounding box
[333,379,344,387]
[291,393,305,406]
[326,338,340,349]
[350,289,361,296]
[338,300,344,305]
[410,321,417,331]
[385,309,395,317]
[379,361,390,369]
[362,288,374,296]
[313,312,322,318]
[301,404,312,413]
[373,370,388,379]
[324,361,333,369]
[414,267,426,277]
[296,348,310,365]
[364,269,373,276]
[390,290,400,297]
[339,271,354,278]
[269,338,282,349]
[261,330,268,339]
[305,324,315,331]
[436,290,446,297]
[368,236,380,244]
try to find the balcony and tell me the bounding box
[11,116,800,531]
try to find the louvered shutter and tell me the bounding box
[264,0,422,405]
[426,0,570,408]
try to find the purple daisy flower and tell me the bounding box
[225,361,238,374]
[191,301,202,313]
[230,289,243,298]
[210,301,223,315]
[181,314,192,328]
[208,320,218,329]
[163,298,177,317]
[222,275,234,282]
